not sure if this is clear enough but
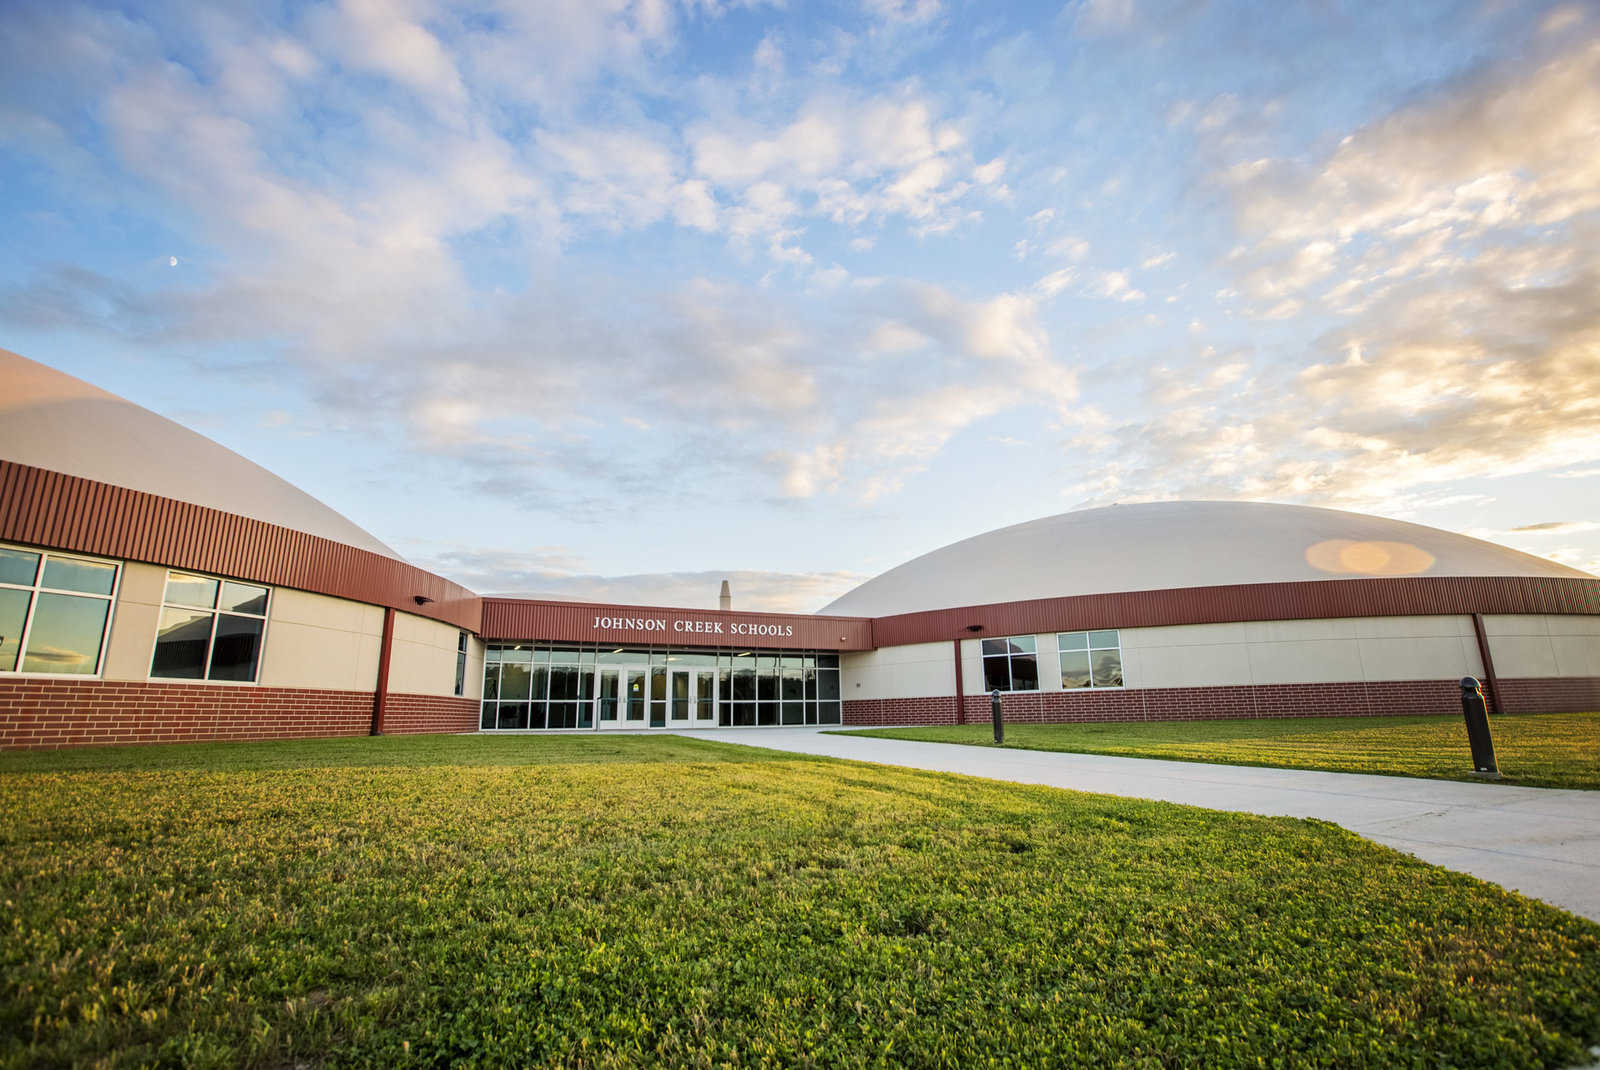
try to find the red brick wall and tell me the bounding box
[0,679,372,750]
[1498,676,1600,714]
[844,678,1474,727]
[381,693,480,735]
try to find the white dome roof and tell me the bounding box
[820,500,1594,617]
[0,348,399,559]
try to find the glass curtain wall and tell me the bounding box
[480,644,843,730]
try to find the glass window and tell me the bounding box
[1058,630,1123,688]
[499,661,532,700]
[21,593,111,674]
[164,572,219,609]
[1091,648,1123,687]
[1,546,120,677]
[207,613,265,681]
[981,635,1038,692]
[454,631,468,697]
[152,607,212,679]
[0,588,30,672]
[0,548,40,587]
[1059,650,1092,689]
[218,581,268,614]
[151,570,270,683]
[42,557,117,596]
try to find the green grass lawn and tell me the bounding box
[836,711,1600,790]
[2,734,1597,1068]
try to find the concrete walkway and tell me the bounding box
[689,727,1600,923]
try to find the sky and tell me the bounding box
[1,0,1597,612]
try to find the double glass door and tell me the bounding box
[669,668,717,728]
[594,666,715,729]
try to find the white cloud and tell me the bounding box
[1094,270,1144,302]
[1045,235,1091,261]
[863,0,942,25]
[689,91,984,252]
[1074,0,1136,35]
[1034,269,1077,298]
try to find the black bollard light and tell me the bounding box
[1459,676,1500,779]
[991,688,1004,745]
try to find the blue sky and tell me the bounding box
[2,0,1597,611]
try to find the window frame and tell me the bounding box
[147,569,272,684]
[980,635,1041,693]
[1057,629,1124,689]
[0,543,122,679]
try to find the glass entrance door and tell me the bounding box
[669,669,692,726]
[669,668,718,728]
[596,668,622,729]
[623,669,649,728]
[693,670,717,727]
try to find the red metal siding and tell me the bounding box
[480,597,874,650]
[0,461,482,631]
[868,575,1600,647]
[843,678,1471,726]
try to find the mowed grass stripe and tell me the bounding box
[0,734,1595,1067]
[837,711,1600,790]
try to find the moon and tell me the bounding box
[168,256,178,267]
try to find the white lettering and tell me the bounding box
[592,614,797,638]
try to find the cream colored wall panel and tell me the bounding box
[355,632,383,691]
[392,610,460,650]
[1247,639,1365,685]
[259,623,371,690]
[386,642,456,696]
[117,561,167,607]
[962,639,984,696]
[268,588,382,634]
[386,611,468,698]
[1547,615,1600,637]
[1551,635,1600,677]
[464,637,486,700]
[840,652,872,698]
[1119,622,1248,649]
[101,562,166,681]
[102,600,159,681]
[1487,636,1559,678]
[1242,618,1359,643]
[1135,642,1255,688]
[256,589,386,690]
[1352,615,1474,639]
[1460,635,1487,677]
[841,644,954,700]
[1357,636,1475,682]
[1037,636,1064,691]
[1483,615,1550,637]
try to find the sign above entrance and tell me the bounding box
[591,614,797,638]
[480,598,874,650]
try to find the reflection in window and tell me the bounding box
[0,545,119,676]
[150,571,270,682]
[1058,630,1123,688]
[981,636,1039,692]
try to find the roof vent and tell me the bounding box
[719,579,732,612]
